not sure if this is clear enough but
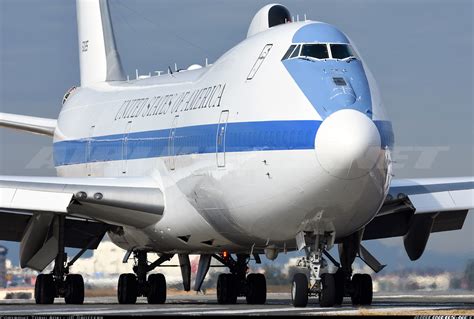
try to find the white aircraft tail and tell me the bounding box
[76,0,125,86]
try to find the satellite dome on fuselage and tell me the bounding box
[247,4,292,38]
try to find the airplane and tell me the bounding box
[0,0,472,308]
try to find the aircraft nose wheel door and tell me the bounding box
[216,110,229,167]
[122,121,132,174]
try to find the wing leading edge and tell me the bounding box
[0,175,165,270]
[0,112,56,137]
[0,175,165,228]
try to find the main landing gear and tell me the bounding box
[35,215,85,304]
[116,252,266,305]
[117,251,172,304]
[213,253,267,305]
[290,231,373,308]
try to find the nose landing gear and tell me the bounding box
[291,231,337,307]
[291,231,374,308]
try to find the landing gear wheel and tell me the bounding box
[351,274,373,305]
[147,273,166,304]
[217,274,237,304]
[334,269,345,305]
[291,273,308,308]
[246,273,266,304]
[35,274,55,304]
[64,274,84,304]
[319,273,336,307]
[118,273,138,304]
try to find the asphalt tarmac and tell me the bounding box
[0,292,473,316]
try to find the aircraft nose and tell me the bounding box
[315,109,381,180]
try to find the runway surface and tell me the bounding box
[1,292,473,316]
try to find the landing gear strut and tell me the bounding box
[34,215,85,305]
[117,251,172,304]
[291,232,336,307]
[213,253,266,305]
[290,231,374,308]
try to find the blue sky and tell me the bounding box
[0,0,473,270]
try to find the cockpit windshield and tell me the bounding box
[301,44,329,59]
[330,44,356,60]
[282,43,357,61]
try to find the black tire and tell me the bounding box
[334,269,345,305]
[246,273,266,304]
[359,274,373,305]
[319,273,336,307]
[351,273,373,306]
[291,273,308,307]
[351,274,362,305]
[217,274,237,304]
[117,273,138,304]
[64,274,84,304]
[147,273,167,304]
[35,274,55,304]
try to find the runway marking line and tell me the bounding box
[42,307,227,315]
[175,305,460,316]
[375,294,474,299]
[0,307,111,314]
[306,306,456,316]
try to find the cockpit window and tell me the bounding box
[282,45,297,60]
[301,44,329,59]
[282,43,358,62]
[330,44,356,60]
[290,45,301,58]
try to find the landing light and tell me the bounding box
[222,251,229,260]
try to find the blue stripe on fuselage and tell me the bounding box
[53,120,394,166]
[53,120,320,166]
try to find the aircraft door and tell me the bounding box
[86,125,95,176]
[121,121,132,174]
[216,110,229,167]
[168,115,179,170]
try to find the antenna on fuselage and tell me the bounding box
[304,14,307,21]
[168,66,173,75]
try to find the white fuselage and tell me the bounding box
[53,21,393,254]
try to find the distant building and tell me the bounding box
[0,246,8,288]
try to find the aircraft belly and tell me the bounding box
[55,146,388,252]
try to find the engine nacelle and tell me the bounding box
[247,4,291,38]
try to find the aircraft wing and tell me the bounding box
[0,112,57,137]
[363,177,474,260]
[0,175,165,270]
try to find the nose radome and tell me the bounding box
[315,109,381,180]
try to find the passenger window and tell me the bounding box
[301,44,329,59]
